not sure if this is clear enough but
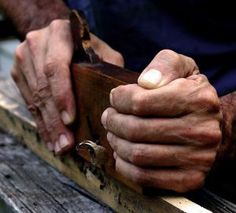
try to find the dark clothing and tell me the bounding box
[66,0,236,96]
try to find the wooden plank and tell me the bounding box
[0,78,213,213]
[0,131,112,213]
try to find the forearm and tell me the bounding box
[0,0,69,38]
[217,92,236,162]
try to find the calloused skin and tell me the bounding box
[11,19,124,154]
[101,50,228,193]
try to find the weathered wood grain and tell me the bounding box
[0,131,112,213]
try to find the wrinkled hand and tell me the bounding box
[11,19,124,154]
[101,50,222,192]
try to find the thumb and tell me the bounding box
[138,49,199,89]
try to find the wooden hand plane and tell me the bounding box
[70,10,141,192]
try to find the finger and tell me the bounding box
[90,34,124,67]
[110,78,200,116]
[115,156,205,193]
[108,132,185,167]
[45,20,75,125]
[11,65,51,148]
[18,31,51,146]
[31,106,53,151]
[40,97,74,154]
[101,108,217,144]
[15,41,37,91]
[107,132,215,170]
[25,24,74,153]
[11,63,34,105]
[138,49,199,89]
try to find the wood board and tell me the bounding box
[0,70,226,213]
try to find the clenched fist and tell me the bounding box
[102,50,222,192]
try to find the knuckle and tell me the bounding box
[132,168,147,185]
[186,150,217,170]
[157,49,181,68]
[203,151,217,168]
[131,93,146,115]
[15,42,25,62]
[50,19,61,28]
[194,85,220,113]
[196,74,208,82]
[171,78,189,91]
[211,124,222,142]
[44,61,68,78]
[32,92,42,108]
[54,90,67,106]
[44,61,58,78]
[32,79,51,107]
[181,122,222,146]
[176,171,205,193]
[46,118,61,133]
[50,19,67,32]
[11,69,19,82]
[184,56,199,74]
[125,120,140,140]
[184,171,205,192]
[37,84,50,101]
[130,145,144,164]
[26,31,39,50]
[157,49,179,59]
[111,85,127,105]
[187,56,198,68]
[204,127,222,146]
[26,31,37,41]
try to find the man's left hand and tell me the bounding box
[101,50,222,193]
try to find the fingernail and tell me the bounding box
[110,89,115,106]
[47,142,54,151]
[138,69,162,89]
[101,110,108,129]
[54,141,61,154]
[59,134,70,149]
[61,111,73,125]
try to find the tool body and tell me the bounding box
[70,10,141,192]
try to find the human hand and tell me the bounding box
[11,19,124,155]
[101,50,222,192]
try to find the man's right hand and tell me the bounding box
[11,19,124,154]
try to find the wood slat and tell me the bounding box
[0,131,112,213]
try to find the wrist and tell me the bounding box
[1,0,70,39]
[26,4,70,35]
[216,92,236,163]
